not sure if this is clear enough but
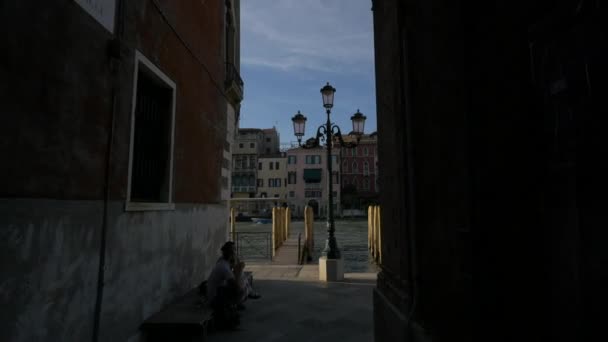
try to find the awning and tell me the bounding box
[303,169,322,183]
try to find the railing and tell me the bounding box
[297,233,302,265]
[304,183,322,190]
[231,186,256,193]
[235,232,272,261]
[304,190,322,198]
[233,165,257,170]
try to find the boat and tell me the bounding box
[251,217,272,224]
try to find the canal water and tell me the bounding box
[233,219,379,273]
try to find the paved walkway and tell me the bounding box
[207,264,377,342]
[272,230,301,265]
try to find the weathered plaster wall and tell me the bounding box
[0,200,228,342]
[99,203,228,341]
[0,200,101,342]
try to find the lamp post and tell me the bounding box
[291,82,367,260]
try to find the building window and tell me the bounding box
[306,155,321,164]
[288,156,296,164]
[267,178,282,187]
[351,148,356,157]
[239,143,243,148]
[352,161,358,173]
[331,155,338,164]
[288,171,297,184]
[363,161,369,175]
[332,191,337,198]
[127,51,176,210]
[250,142,255,148]
[332,171,339,184]
[284,178,287,187]
[363,178,370,190]
[270,162,274,170]
[289,191,295,198]
[266,148,270,154]
[258,162,262,170]
[257,179,264,187]
[364,147,368,156]
[266,137,271,142]
[353,177,358,189]
[275,162,279,170]
[343,178,349,187]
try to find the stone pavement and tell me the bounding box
[207,264,377,342]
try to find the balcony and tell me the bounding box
[305,190,322,198]
[233,164,257,171]
[304,183,322,190]
[232,186,256,193]
[225,62,244,104]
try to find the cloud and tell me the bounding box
[241,0,374,74]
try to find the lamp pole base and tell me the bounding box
[322,235,341,259]
[319,256,344,282]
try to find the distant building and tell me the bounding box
[261,128,281,155]
[232,129,263,198]
[286,147,340,217]
[231,127,280,198]
[257,153,288,201]
[339,133,379,210]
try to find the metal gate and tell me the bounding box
[235,232,272,261]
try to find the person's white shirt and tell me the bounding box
[206,258,234,302]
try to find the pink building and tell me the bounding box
[339,133,379,209]
[286,147,340,217]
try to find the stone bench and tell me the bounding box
[140,286,212,342]
[140,272,253,341]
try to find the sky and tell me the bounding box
[239,0,376,146]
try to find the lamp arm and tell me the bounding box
[332,125,359,148]
[297,125,327,149]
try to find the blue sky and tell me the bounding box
[240,0,376,146]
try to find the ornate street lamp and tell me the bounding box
[291,82,367,260]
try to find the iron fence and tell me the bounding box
[234,232,272,261]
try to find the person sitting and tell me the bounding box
[206,242,241,329]
[206,242,262,327]
[230,257,261,310]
